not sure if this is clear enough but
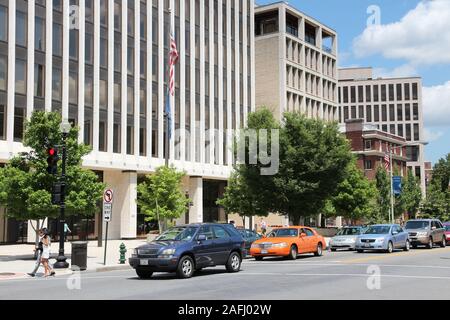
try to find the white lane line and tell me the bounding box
[243,262,450,269]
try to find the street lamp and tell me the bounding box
[54,120,71,269]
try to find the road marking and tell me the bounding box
[343,247,450,264]
[243,262,450,269]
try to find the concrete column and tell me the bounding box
[335,216,343,228]
[103,170,137,239]
[189,177,203,223]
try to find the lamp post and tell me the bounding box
[54,120,71,269]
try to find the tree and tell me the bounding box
[374,166,391,223]
[331,160,378,223]
[137,166,190,233]
[223,109,353,225]
[0,111,105,243]
[398,170,422,219]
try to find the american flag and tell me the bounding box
[384,153,390,170]
[168,31,179,96]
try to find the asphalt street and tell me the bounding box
[2,246,450,300]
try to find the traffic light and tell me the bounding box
[51,182,63,205]
[46,147,59,175]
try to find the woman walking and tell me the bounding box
[40,228,55,277]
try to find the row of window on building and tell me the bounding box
[339,82,420,104]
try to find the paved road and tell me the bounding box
[1,246,450,300]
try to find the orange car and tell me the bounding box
[249,226,326,260]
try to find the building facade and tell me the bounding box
[254,2,338,121]
[338,68,426,194]
[0,0,255,243]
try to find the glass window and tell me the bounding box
[128,7,134,35]
[0,6,7,42]
[350,86,356,103]
[114,43,121,72]
[213,226,230,239]
[374,105,379,122]
[365,85,371,102]
[127,86,134,115]
[14,107,25,142]
[114,83,121,112]
[85,0,94,22]
[35,17,45,51]
[100,37,108,68]
[15,59,27,94]
[373,85,379,102]
[52,67,62,101]
[140,50,146,78]
[100,79,107,109]
[388,84,394,101]
[413,103,419,121]
[398,124,403,137]
[381,85,386,102]
[404,83,410,100]
[396,83,402,100]
[85,76,93,106]
[128,46,134,75]
[70,30,79,59]
[140,12,146,39]
[343,87,348,103]
[100,0,108,25]
[405,104,411,121]
[389,104,395,122]
[358,86,364,103]
[53,23,62,56]
[53,0,62,11]
[413,124,419,141]
[126,125,134,154]
[99,121,107,151]
[113,123,121,153]
[397,104,403,121]
[16,11,27,47]
[364,160,372,170]
[114,1,121,31]
[412,83,418,100]
[69,72,78,104]
[365,140,372,150]
[406,124,411,141]
[34,64,45,97]
[0,103,5,140]
[85,33,93,64]
[140,88,146,116]
[0,55,6,91]
[365,105,372,122]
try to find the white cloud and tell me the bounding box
[353,0,450,66]
[422,81,450,127]
[423,127,444,142]
[372,64,418,78]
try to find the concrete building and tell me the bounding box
[343,119,409,181]
[338,67,426,194]
[0,0,255,243]
[254,1,338,121]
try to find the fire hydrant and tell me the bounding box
[119,243,127,264]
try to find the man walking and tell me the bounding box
[260,218,267,236]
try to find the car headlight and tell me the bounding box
[376,238,384,243]
[272,242,288,248]
[251,243,259,248]
[348,238,356,243]
[161,248,176,255]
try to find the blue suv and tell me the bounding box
[129,223,245,279]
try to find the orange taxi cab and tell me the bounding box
[249,226,326,260]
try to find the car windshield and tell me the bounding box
[364,226,391,235]
[336,227,362,236]
[405,221,429,230]
[445,225,450,232]
[268,228,298,237]
[155,227,198,241]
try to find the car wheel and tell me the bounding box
[386,241,394,254]
[314,243,323,256]
[357,249,364,253]
[404,240,410,252]
[427,237,433,249]
[288,245,297,260]
[254,256,263,261]
[176,255,195,279]
[226,252,242,273]
[330,248,337,252]
[440,237,446,248]
[136,269,153,279]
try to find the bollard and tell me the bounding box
[119,243,127,264]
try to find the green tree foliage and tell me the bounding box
[221,108,353,224]
[137,166,190,233]
[398,170,422,219]
[331,160,378,223]
[374,166,391,223]
[0,111,105,236]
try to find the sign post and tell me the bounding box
[103,189,113,265]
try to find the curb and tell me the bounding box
[94,265,132,273]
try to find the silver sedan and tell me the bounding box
[329,226,367,251]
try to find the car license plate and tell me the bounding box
[140,259,149,266]
[261,250,268,254]
[364,243,371,248]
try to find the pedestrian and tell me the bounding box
[28,230,44,277]
[229,220,236,228]
[64,222,71,241]
[40,228,55,278]
[260,218,267,236]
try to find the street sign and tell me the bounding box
[104,189,113,203]
[103,189,113,222]
[393,176,402,195]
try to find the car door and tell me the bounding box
[395,226,408,248]
[212,225,233,265]
[302,228,316,253]
[435,221,445,242]
[431,221,439,243]
[193,225,216,268]
[391,226,400,248]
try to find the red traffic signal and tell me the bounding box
[46,147,59,175]
[48,148,56,156]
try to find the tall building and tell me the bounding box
[337,68,426,193]
[0,0,255,243]
[254,1,338,121]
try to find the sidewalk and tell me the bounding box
[0,236,157,280]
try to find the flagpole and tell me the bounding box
[164,6,172,168]
[389,147,394,224]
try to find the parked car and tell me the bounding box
[404,219,446,249]
[237,229,262,255]
[356,224,410,253]
[249,226,326,260]
[444,223,450,245]
[329,226,367,251]
[129,223,245,279]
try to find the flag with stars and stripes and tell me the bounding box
[165,30,179,140]
[384,153,390,170]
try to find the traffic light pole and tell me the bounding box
[54,132,69,269]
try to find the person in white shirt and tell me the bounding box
[260,219,267,236]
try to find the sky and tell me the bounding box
[257,0,450,165]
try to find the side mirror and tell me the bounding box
[392,231,398,235]
[431,226,437,230]
[197,234,207,242]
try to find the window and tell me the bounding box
[365,85,371,102]
[34,64,45,97]
[140,89,146,115]
[213,226,230,239]
[405,104,411,121]
[0,6,7,42]
[343,87,348,103]
[0,55,6,91]
[53,0,62,11]
[413,103,419,121]
[304,229,314,237]
[0,104,5,140]
[127,86,134,115]
[99,121,107,151]
[350,86,356,103]
[388,84,394,101]
[114,1,121,31]
[358,86,364,103]
[397,104,403,121]
[413,124,419,141]
[405,124,411,141]
[114,83,121,112]
[381,85,386,102]
[127,46,134,75]
[126,125,134,154]
[365,140,372,150]
[114,43,121,72]
[69,72,78,104]
[198,226,214,240]
[373,85,379,102]
[374,105,379,122]
[85,0,94,22]
[364,160,372,170]
[35,17,45,51]
[70,30,79,59]
[100,80,108,109]
[389,104,395,122]
[85,76,93,106]
[140,12,146,39]
[52,67,62,101]
[53,23,62,56]
[404,83,410,100]
[100,38,108,68]
[366,105,372,122]
[16,11,27,47]
[85,33,93,64]
[140,50,146,78]
[15,59,27,94]
[128,7,134,35]
[14,107,25,142]
[139,127,146,156]
[412,83,418,100]
[396,83,402,100]
[100,0,108,25]
[397,124,403,137]
[113,123,121,153]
